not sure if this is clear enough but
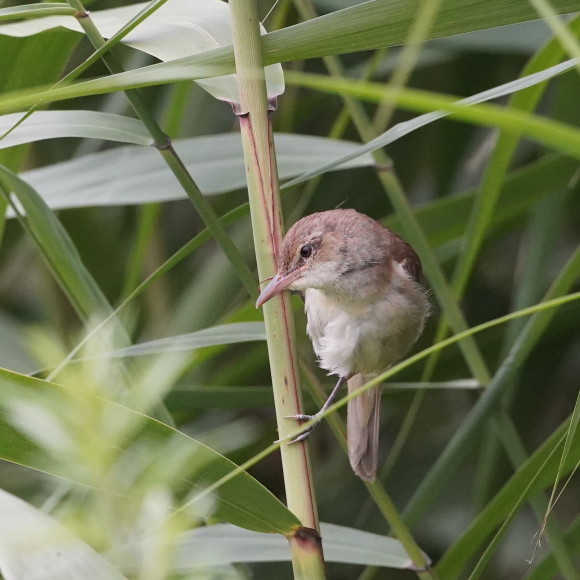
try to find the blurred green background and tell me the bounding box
[0,0,578,578]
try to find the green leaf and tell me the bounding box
[0,0,578,113]
[114,522,418,571]
[282,57,578,188]
[0,0,283,105]
[0,488,127,580]
[0,166,112,320]
[0,367,299,535]
[84,322,266,359]
[262,0,580,63]
[281,67,580,164]
[435,418,579,580]
[0,111,152,148]
[10,133,374,212]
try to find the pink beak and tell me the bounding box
[256,269,301,308]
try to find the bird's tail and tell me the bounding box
[347,374,381,481]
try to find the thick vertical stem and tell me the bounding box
[229,1,325,578]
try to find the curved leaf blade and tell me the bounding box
[83,322,266,359]
[0,489,127,580]
[114,522,418,571]
[0,1,578,113]
[282,58,579,188]
[0,111,152,148]
[0,367,299,535]
[0,0,283,105]
[7,133,374,213]
[0,165,111,320]
[435,418,579,580]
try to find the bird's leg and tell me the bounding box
[284,376,346,444]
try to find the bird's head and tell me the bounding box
[256,209,412,308]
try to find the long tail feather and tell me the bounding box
[347,374,381,481]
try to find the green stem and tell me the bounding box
[229,1,325,578]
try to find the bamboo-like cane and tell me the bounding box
[229,1,326,578]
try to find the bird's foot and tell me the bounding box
[274,377,346,444]
[284,413,322,444]
[273,413,321,444]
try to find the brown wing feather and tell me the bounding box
[388,232,422,283]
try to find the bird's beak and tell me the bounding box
[256,269,301,308]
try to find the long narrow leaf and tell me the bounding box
[0,1,578,113]
[9,133,373,212]
[0,111,152,148]
[0,367,300,535]
[0,166,112,320]
[80,322,266,359]
[283,58,578,188]
[0,489,127,580]
[435,418,578,579]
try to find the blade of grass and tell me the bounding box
[464,429,571,580]
[282,63,580,186]
[2,1,580,114]
[401,247,580,526]
[65,0,256,298]
[491,413,578,579]
[473,190,571,508]
[0,167,113,321]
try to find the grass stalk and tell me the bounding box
[66,0,257,298]
[493,413,578,579]
[229,1,325,577]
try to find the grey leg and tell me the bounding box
[285,376,346,444]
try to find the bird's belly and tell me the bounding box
[304,288,424,378]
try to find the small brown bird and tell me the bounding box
[256,209,429,481]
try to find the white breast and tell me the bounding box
[304,277,427,378]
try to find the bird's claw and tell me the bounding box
[285,413,313,421]
[285,413,320,444]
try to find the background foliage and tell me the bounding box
[0,0,578,579]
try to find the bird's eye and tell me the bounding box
[299,244,313,259]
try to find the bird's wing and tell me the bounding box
[389,235,423,283]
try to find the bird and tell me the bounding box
[256,209,429,481]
